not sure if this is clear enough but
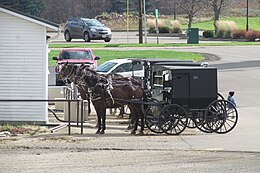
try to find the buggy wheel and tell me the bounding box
[217,93,224,99]
[193,111,214,133]
[145,99,164,133]
[186,117,196,128]
[206,99,238,134]
[159,104,188,135]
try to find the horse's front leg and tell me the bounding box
[130,109,138,135]
[139,111,144,135]
[100,107,106,134]
[95,108,102,134]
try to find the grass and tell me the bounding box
[0,124,47,136]
[49,49,203,66]
[49,41,260,49]
[191,17,260,31]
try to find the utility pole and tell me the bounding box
[139,0,143,43]
[246,0,249,31]
[143,0,147,43]
[173,0,176,20]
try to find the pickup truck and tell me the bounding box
[52,48,100,85]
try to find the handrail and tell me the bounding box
[0,99,84,135]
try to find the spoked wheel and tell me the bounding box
[159,104,188,135]
[194,111,214,133]
[205,99,238,134]
[186,118,196,128]
[217,93,225,100]
[145,99,164,133]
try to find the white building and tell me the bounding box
[0,5,59,123]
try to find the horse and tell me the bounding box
[80,67,145,134]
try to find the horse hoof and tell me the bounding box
[138,131,144,135]
[95,130,100,134]
[99,131,105,134]
[130,131,136,135]
[127,125,133,130]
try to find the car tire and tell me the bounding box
[84,32,91,42]
[64,31,72,42]
[104,38,111,42]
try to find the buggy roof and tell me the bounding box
[129,58,192,64]
[129,58,208,67]
[155,65,217,70]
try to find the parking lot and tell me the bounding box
[2,33,260,172]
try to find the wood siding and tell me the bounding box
[0,11,48,122]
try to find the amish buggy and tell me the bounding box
[59,58,238,135]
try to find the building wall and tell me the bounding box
[0,11,48,123]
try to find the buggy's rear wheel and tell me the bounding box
[145,99,164,133]
[206,99,238,134]
[159,104,188,135]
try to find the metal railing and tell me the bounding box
[0,99,85,135]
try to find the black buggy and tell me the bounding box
[130,58,238,135]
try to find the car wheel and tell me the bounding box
[64,31,72,42]
[104,38,111,42]
[84,32,90,42]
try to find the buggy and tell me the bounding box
[130,58,238,135]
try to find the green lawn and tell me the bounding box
[49,49,203,66]
[191,17,260,31]
[49,41,260,49]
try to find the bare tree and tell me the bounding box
[177,0,207,28]
[210,0,231,34]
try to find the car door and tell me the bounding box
[70,19,79,38]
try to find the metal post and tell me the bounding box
[68,100,71,135]
[81,100,84,134]
[246,0,249,31]
[76,99,79,126]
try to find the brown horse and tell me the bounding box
[80,67,145,134]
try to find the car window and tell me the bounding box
[133,63,143,71]
[96,62,117,73]
[113,63,132,73]
[83,19,103,27]
[60,51,92,60]
[79,20,84,26]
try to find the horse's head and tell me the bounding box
[80,67,101,88]
[59,62,79,83]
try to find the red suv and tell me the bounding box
[53,48,100,85]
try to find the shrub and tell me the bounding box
[245,30,260,41]
[147,19,156,33]
[203,30,214,38]
[158,26,170,33]
[170,20,182,33]
[216,21,237,38]
[232,29,246,39]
